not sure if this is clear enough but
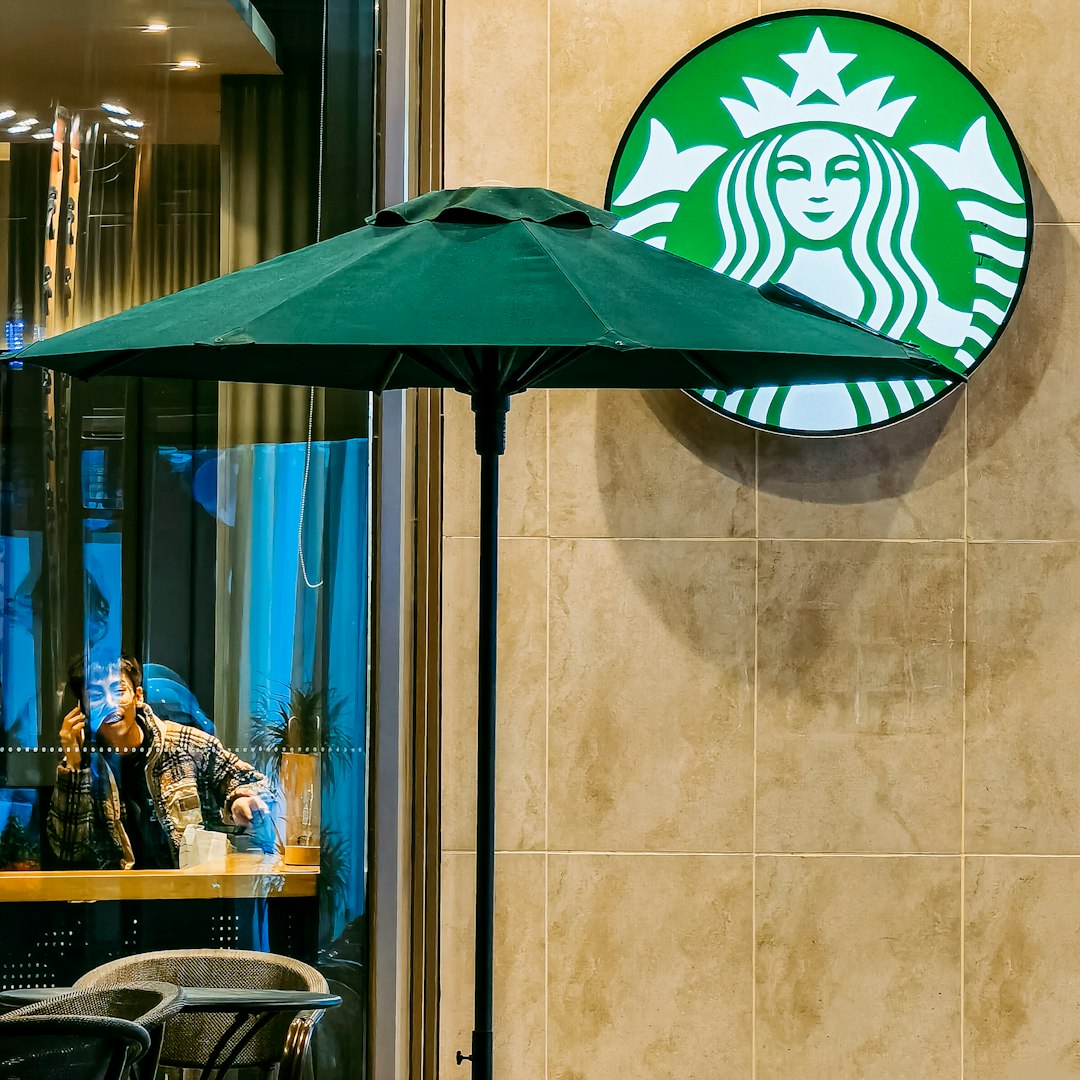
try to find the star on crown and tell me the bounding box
[720,28,916,139]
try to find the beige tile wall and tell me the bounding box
[439,2,1080,1076]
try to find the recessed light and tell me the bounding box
[21,118,37,127]
[0,110,14,122]
[123,118,144,129]
[32,131,53,140]
[101,102,130,116]
[171,59,201,71]
[142,22,169,33]
[7,124,32,135]
[121,131,140,140]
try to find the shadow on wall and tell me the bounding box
[967,166,1071,464]
[645,385,961,504]
[753,389,961,506]
[621,164,1062,509]
[587,392,967,729]
[586,167,1058,671]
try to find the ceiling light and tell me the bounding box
[32,131,53,140]
[0,110,14,122]
[171,59,201,71]
[21,118,37,127]
[123,118,144,129]
[7,124,32,135]
[121,131,140,140]
[142,22,169,33]
[101,102,130,116]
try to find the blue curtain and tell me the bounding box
[215,437,368,939]
[0,535,40,750]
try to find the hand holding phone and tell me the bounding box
[59,704,87,771]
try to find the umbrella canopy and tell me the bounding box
[17,186,963,1080]
[18,186,958,397]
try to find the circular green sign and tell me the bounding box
[606,12,1032,436]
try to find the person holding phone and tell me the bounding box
[47,653,273,870]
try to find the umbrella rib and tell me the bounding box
[397,346,473,394]
[521,221,619,342]
[674,349,741,392]
[193,226,414,345]
[433,347,478,393]
[74,348,157,380]
[374,352,404,393]
[506,346,585,393]
[460,348,489,393]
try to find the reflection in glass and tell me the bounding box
[47,652,275,871]
[0,10,372,1073]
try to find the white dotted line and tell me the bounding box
[0,746,364,754]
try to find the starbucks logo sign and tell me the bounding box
[607,13,1032,435]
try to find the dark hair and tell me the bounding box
[118,653,143,690]
[66,651,143,699]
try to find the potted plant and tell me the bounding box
[0,811,39,871]
[251,686,319,865]
[318,827,351,942]
[252,686,350,866]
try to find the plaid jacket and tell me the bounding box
[46,704,273,869]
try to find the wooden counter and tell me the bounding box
[0,853,318,902]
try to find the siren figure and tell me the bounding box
[612,25,1028,430]
[713,29,945,336]
[712,120,972,352]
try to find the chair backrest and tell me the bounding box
[0,1015,150,1080]
[1,981,183,1030]
[75,949,328,1069]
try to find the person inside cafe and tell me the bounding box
[47,653,274,869]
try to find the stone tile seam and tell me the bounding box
[444,535,1080,544]
[442,850,1080,859]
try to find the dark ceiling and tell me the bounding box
[0,0,281,144]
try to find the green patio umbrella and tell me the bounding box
[17,186,961,1080]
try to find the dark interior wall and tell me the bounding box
[253,0,376,238]
[6,146,49,330]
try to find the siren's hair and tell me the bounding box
[713,129,944,344]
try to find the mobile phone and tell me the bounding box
[69,673,89,720]
[67,672,91,763]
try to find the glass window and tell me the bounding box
[0,5,373,1076]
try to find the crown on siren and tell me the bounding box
[720,28,916,139]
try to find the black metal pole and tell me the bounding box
[461,388,508,1080]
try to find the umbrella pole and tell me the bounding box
[466,389,508,1080]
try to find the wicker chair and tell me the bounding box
[0,1015,151,1080]
[0,981,183,1080]
[75,949,330,1080]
